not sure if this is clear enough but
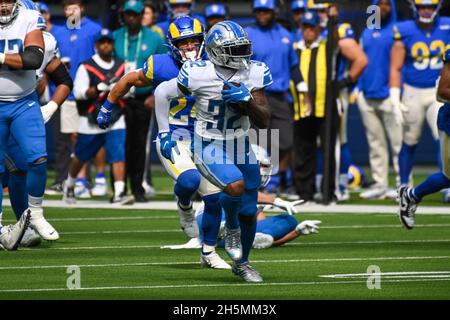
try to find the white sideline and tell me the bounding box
[2,255,450,270]
[1,278,450,293]
[321,271,450,278]
[3,199,450,214]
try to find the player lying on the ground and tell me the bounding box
[62,29,133,205]
[2,27,73,248]
[97,16,222,239]
[0,0,64,250]
[161,195,320,254]
[398,46,450,229]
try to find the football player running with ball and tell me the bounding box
[153,21,272,282]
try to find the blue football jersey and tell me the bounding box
[142,54,196,135]
[394,17,450,88]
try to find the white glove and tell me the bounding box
[273,197,305,215]
[40,101,59,124]
[390,87,407,126]
[295,220,322,235]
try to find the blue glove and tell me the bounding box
[221,81,251,104]
[437,104,450,136]
[97,100,113,129]
[158,132,178,162]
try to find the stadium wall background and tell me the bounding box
[42,0,450,166]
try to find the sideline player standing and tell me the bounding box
[390,0,450,201]
[0,0,58,250]
[398,46,450,229]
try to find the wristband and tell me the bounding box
[296,82,308,93]
[103,100,114,112]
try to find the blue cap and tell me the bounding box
[123,0,144,14]
[301,10,319,26]
[292,0,306,11]
[37,2,49,13]
[96,28,114,42]
[253,0,276,11]
[205,4,227,18]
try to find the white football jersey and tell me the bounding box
[37,31,59,80]
[177,60,273,140]
[0,4,46,101]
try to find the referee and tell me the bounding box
[291,11,340,203]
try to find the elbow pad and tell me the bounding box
[20,46,44,70]
[48,63,74,91]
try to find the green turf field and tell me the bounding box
[1,205,450,300]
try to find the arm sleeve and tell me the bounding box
[155,78,185,133]
[73,65,90,101]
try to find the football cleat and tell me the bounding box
[111,192,135,205]
[200,251,232,269]
[91,179,108,197]
[253,233,274,249]
[20,227,42,247]
[0,210,31,251]
[232,262,263,283]
[63,182,76,204]
[75,181,91,199]
[336,189,350,202]
[359,186,387,200]
[142,181,156,198]
[28,208,59,241]
[224,227,242,261]
[398,186,418,230]
[385,188,398,201]
[443,189,450,204]
[177,202,199,238]
[45,182,63,195]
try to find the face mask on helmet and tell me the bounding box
[411,0,442,24]
[173,37,204,62]
[0,0,19,25]
[222,41,253,69]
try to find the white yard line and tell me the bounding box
[2,255,450,270]
[321,271,450,278]
[1,278,450,294]
[3,199,450,214]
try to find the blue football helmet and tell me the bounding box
[166,0,194,19]
[409,0,442,24]
[205,4,227,18]
[292,0,307,11]
[0,0,20,25]
[167,16,205,63]
[205,20,253,70]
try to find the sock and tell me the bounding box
[202,244,216,255]
[238,216,257,265]
[315,174,323,194]
[237,188,258,265]
[76,178,88,188]
[316,148,324,193]
[96,172,106,179]
[66,174,77,187]
[219,192,241,230]
[399,143,417,185]
[412,172,450,202]
[27,161,47,208]
[114,181,125,197]
[0,211,3,234]
[8,174,28,220]
[0,173,3,221]
[174,169,201,207]
[201,193,222,247]
[340,143,351,191]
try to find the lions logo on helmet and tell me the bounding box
[348,164,365,190]
[409,0,442,24]
[205,20,253,70]
[0,0,20,25]
[167,16,205,63]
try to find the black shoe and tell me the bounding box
[134,194,149,203]
[45,183,63,195]
[111,192,135,205]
